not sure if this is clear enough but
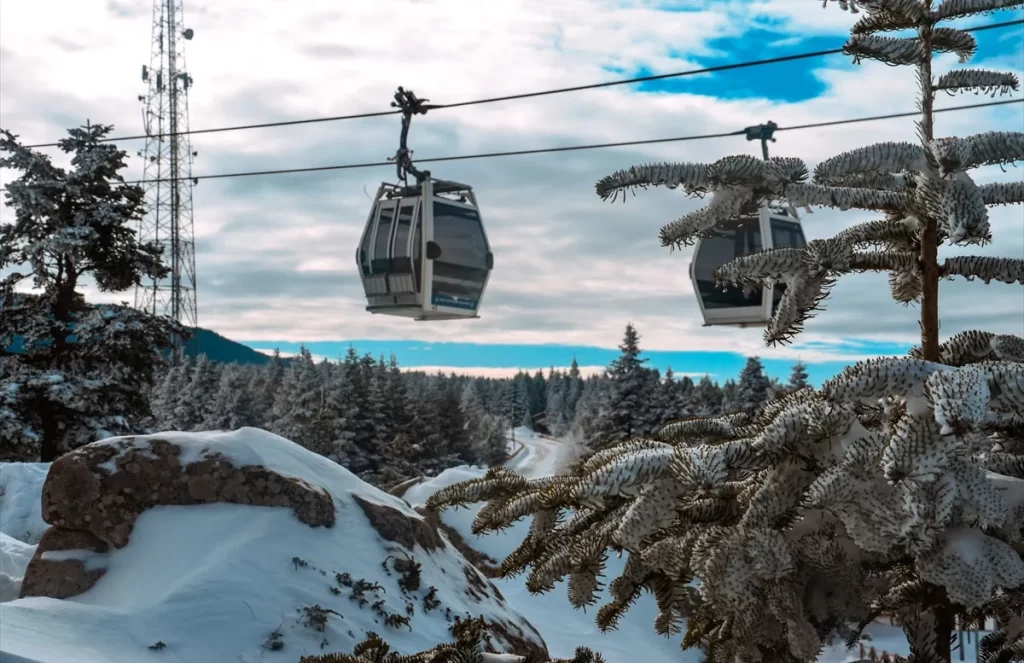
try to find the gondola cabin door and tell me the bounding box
[420,179,492,319]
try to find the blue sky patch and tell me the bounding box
[240,339,915,388]
[603,13,1024,103]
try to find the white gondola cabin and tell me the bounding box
[688,206,807,327]
[357,177,493,320]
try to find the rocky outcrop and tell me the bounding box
[18,529,109,599]
[20,436,335,599]
[353,494,445,552]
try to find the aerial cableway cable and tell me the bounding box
[85,98,1022,187]
[16,17,1024,149]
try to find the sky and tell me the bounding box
[1,0,1022,387]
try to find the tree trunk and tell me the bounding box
[917,8,941,363]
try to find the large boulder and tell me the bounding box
[21,433,334,600]
[2,429,548,663]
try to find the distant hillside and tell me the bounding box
[181,327,289,366]
[5,326,285,367]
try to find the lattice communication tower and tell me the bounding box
[134,0,198,359]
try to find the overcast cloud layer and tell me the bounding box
[1,0,1022,364]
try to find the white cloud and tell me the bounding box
[2,0,1021,359]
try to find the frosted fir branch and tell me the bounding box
[888,267,924,302]
[931,27,979,63]
[932,0,1024,21]
[941,255,1024,284]
[836,218,919,249]
[657,187,755,248]
[784,182,912,212]
[917,527,1024,610]
[979,181,1024,206]
[764,273,835,346]
[909,330,1024,365]
[712,247,807,285]
[822,171,911,191]
[944,172,992,244]
[595,162,711,202]
[849,250,919,273]
[813,142,927,185]
[844,34,925,65]
[930,132,1024,174]
[935,68,1021,97]
[820,356,948,402]
[851,10,920,34]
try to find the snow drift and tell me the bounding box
[0,428,546,663]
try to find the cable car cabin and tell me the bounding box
[688,207,807,327]
[357,178,493,321]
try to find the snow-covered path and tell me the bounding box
[503,427,570,478]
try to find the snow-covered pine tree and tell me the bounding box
[270,346,324,448]
[690,373,723,415]
[735,355,772,413]
[426,4,1024,659]
[177,353,221,431]
[254,349,285,428]
[320,360,358,468]
[588,323,656,450]
[203,362,258,432]
[565,357,584,421]
[788,360,811,393]
[150,360,189,431]
[0,123,181,461]
[719,378,739,413]
[544,373,571,437]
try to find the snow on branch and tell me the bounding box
[931,27,979,61]
[845,34,927,65]
[835,218,919,250]
[932,0,1024,21]
[934,69,1021,96]
[930,131,1024,174]
[658,188,755,248]
[851,9,920,34]
[595,162,711,202]
[595,154,810,249]
[843,29,976,66]
[813,142,927,185]
[941,255,1024,284]
[784,182,912,212]
[979,181,1024,206]
[908,330,1024,364]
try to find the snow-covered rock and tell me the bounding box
[0,428,547,663]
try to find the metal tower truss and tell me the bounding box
[134,0,198,351]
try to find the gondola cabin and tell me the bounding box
[357,178,493,320]
[688,206,807,327]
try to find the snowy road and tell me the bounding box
[503,427,569,478]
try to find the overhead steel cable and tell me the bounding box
[38,97,1015,188]
[16,17,1024,149]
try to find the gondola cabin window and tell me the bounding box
[692,216,764,310]
[429,200,490,311]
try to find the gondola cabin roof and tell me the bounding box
[688,207,806,328]
[356,178,493,322]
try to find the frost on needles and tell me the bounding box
[425,0,1024,661]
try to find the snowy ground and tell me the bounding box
[403,428,992,663]
[0,429,994,662]
[0,430,543,663]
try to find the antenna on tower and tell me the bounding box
[134,0,199,364]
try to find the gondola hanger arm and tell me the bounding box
[389,86,442,185]
[743,120,778,160]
